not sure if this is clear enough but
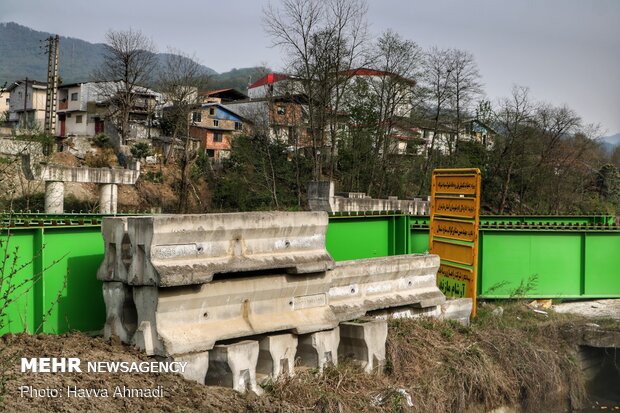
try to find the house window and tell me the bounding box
[192,112,202,122]
[206,149,215,157]
[71,92,78,101]
[209,107,215,116]
[213,119,219,127]
[234,121,242,130]
[213,132,223,143]
[76,115,83,123]
[277,106,286,115]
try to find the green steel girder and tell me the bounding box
[0,212,619,335]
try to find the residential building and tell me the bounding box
[188,103,248,160]
[0,88,9,119]
[226,73,311,146]
[463,118,496,148]
[200,88,248,104]
[6,79,47,129]
[56,81,161,144]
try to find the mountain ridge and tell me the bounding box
[0,22,266,92]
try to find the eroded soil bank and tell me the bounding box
[1,303,617,413]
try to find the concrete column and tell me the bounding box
[44,181,64,213]
[100,183,118,214]
[296,327,340,371]
[256,333,298,382]
[339,320,388,373]
[205,340,261,393]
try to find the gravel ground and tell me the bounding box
[553,299,620,320]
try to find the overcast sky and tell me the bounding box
[2,0,619,134]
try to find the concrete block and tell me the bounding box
[130,272,337,356]
[441,298,473,326]
[97,217,130,282]
[132,286,163,355]
[256,334,297,382]
[296,327,340,371]
[338,320,388,373]
[371,305,442,320]
[169,351,210,384]
[205,340,260,393]
[328,254,444,322]
[102,281,137,343]
[126,212,334,286]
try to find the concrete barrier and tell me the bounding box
[102,281,136,343]
[296,327,340,371]
[440,298,473,326]
[124,212,334,286]
[257,333,298,382]
[328,254,444,322]
[205,340,261,393]
[98,212,448,392]
[97,217,130,282]
[127,272,337,356]
[339,320,388,373]
[169,351,210,384]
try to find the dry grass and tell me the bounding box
[266,302,588,413]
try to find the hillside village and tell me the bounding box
[0,21,618,216]
[0,73,494,159]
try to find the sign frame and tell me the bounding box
[430,168,481,316]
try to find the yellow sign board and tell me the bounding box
[438,263,474,282]
[434,174,478,195]
[431,218,476,242]
[437,275,467,298]
[431,240,475,266]
[430,168,481,317]
[432,197,477,219]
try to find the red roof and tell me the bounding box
[340,68,415,85]
[203,88,234,95]
[341,68,391,77]
[248,73,289,89]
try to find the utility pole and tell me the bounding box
[44,35,60,136]
[22,77,28,128]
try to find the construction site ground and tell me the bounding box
[2,302,618,413]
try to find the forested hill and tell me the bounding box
[0,22,266,92]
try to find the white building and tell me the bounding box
[6,80,47,130]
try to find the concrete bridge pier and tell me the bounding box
[44,181,64,213]
[99,183,118,214]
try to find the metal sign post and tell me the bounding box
[430,168,481,316]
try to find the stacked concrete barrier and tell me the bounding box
[328,255,444,322]
[98,211,445,392]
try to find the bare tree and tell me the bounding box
[417,47,455,194]
[365,30,420,195]
[95,29,156,146]
[447,49,483,150]
[158,49,209,213]
[491,85,535,213]
[264,0,368,181]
